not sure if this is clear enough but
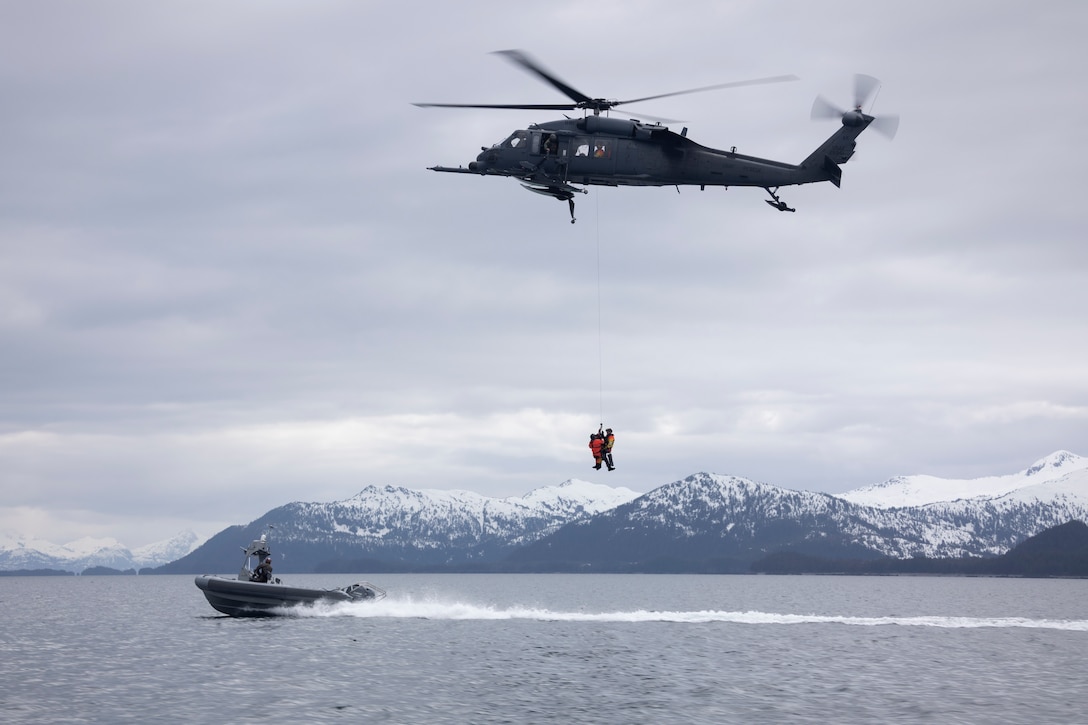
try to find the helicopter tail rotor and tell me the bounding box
[810,95,846,121]
[811,74,899,140]
[867,113,900,140]
[853,73,881,110]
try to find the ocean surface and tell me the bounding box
[1,573,1086,724]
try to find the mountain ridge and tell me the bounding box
[510,467,1088,571]
[838,450,1087,508]
[153,478,642,574]
[0,530,201,573]
[4,452,1085,573]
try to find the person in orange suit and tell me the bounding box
[589,432,604,470]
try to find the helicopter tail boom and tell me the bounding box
[801,74,898,188]
[798,114,872,187]
[821,157,843,188]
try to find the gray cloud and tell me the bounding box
[2,1,1086,546]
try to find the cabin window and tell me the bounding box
[593,143,611,159]
[575,142,591,157]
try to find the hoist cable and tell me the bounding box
[595,191,604,426]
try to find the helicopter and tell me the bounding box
[415,50,898,223]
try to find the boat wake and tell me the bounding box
[287,597,1088,631]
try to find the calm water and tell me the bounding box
[1,573,1086,724]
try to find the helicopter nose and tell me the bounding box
[469,161,479,171]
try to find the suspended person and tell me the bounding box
[589,432,604,470]
[602,427,616,471]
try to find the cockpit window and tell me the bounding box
[502,131,530,148]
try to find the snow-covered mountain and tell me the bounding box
[130,531,204,568]
[11,452,1087,574]
[159,478,641,573]
[838,451,1088,508]
[512,454,1088,567]
[311,478,640,549]
[167,451,1088,575]
[867,466,1088,557]
[0,530,202,573]
[510,473,871,568]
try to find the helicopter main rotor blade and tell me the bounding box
[616,75,800,107]
[413,102,578,111]
[415,52,799,118]
[492,49,594,106]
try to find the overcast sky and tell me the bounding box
[2,1,1086,548]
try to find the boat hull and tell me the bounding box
[194,575,376,617]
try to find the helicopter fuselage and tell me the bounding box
[428,113,872,220]
[418,52,893,221]
[437,115,872,188]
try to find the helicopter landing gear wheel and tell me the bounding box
[763,187,796,212]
